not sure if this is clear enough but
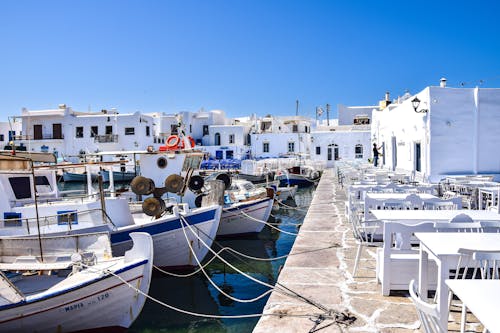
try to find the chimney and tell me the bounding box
[378,91,392,110]
[440,77,447,88]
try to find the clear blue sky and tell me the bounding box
[1,0,500,121]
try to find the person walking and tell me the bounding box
[372,143,381,167]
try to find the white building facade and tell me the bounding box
[372,83,500,182]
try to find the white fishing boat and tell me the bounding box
[0,152,223,269]
[237,159,275,184]
[0,232,153,333]
[275,184,298,201]
[276,165,321,187]
[199,178,274,237]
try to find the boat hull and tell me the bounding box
[0,259,151,333]
[278,174,318,187]
[218,197,273,237]
[62,172,97,182]
[111,205,221,268]
[101,170,136,183]
[276,185,298,200]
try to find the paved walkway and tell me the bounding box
[253,168,478,333]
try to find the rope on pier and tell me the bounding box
[276,199,309,212]
[81,263,356,327]
[238,210,299,236]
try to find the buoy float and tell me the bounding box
[166,135,180,148]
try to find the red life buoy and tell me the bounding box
[166,135,180,148]
[179,136,196,149]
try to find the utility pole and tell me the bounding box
[326,103,330,126]
[295,100,299,116]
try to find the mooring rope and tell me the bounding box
[177,215,344,318]
[238,210,299,236]
[177,216,277,303]
[79,262,355,328]
[276,199,309,212]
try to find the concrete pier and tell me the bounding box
[253,169,473,332]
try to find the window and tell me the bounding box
[8,177,31,199]
[125,127,135,135]
[203,125,209,135]
[53,123,62,139]
[288,142,295,153]
[215,150,223,159]
[189,124,192,133]
[328,144,339,161]
[226,150,233,159]
[292,125,298,133]
[355,144,363,159]
[105,126,113,135]
[146,126,150,136]
[316,146,321,155]
[263,142,269,153]
[8,131,15,141]
[75,127,84,138]
[354,116,370,125]
[229,134,235,144]
[0,134,4,141]
[90,126,98,137]
[33,125,42,140]
[214,133,221,145]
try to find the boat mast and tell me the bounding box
[29,159,44,262]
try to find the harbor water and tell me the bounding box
[129,187,314,333]
[58,181,314,332]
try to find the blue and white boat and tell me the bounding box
[0,153,222,269]
[0,232,153,332]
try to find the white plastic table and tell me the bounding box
[364,193,437,200]
[416,233,500,330]
[371,209,500,224]
[445,279,500,333]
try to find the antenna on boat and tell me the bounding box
[28,158,44,262]
[7,116,16,156]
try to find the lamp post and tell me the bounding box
[411,97,428,113]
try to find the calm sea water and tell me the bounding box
[58,181,314,333]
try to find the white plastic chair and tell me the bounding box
[452,250,500,333]
[409,279,446,333]
[351,213,383,277]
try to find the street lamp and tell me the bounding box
[411,97,428,113]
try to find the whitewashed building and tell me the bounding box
[249,116,312,159]
[15,105,156,161]
[372,79,500,182]
[310,104,376,167]
[0,118,23,150]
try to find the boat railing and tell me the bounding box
[0,208,114,235]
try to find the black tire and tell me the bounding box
[215,173,231,190]
[188,175,205,191]
[194,194,204,208]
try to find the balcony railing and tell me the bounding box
[13,135,64,141]
[94,134,118,143]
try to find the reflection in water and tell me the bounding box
[56,181,314,333]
